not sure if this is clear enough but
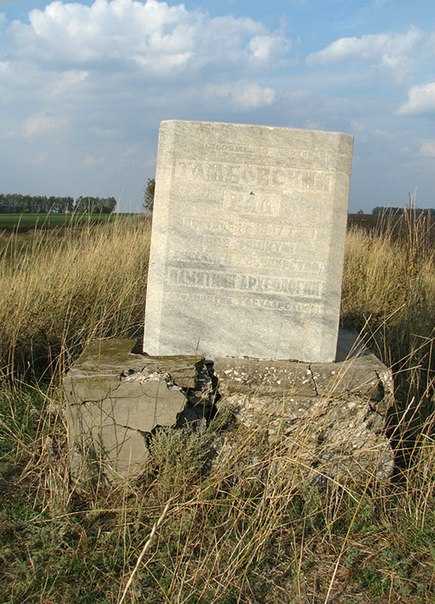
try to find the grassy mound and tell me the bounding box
[0,214,433,602]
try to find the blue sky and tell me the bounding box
[0,0,434,211]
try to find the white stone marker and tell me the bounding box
[144,120,353,362]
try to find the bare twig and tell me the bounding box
[118,498,172,604]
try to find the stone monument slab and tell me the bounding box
[144,120,353,362]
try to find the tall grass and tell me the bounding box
[0,213,433,602]
[0,217,150,379]
[0,397,433,602]
[342,210,434,459]
[342,208,434,352]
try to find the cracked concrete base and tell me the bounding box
[64,339,212,481]
[214,354,395,482]
[64,336,395,484]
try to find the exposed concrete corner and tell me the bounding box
[64,338,210,481]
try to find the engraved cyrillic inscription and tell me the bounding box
[144,120,353,362]
[223,190,281,217]
[193,142,344,172]
[176,291,323,317]
[175,160,332,193]
[178,215,318,241]
[166,267,323,299]
[169,246,326,275]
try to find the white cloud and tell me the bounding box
[249,34,287,63]
[207,82,276,109]
[419,141,435,157]
[22,114,67,138]
[7,0,285,75]
[307,27,422,79]
[0,0,288,205]
[1,0,287,148]
[398,82,435,115]
[1,0,434,211]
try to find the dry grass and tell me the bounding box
[343,229,434,328]
[342,213,434,463]
[1,403,433,602]
[342,214,434,356]
[0,212,433,602]
[0,216,151,379]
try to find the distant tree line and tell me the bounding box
[372,206,435,217]
[74,196,117,214]
[0,193,117,214]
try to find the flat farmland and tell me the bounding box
[0,212,139,232]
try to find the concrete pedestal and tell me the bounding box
[64,334,394,483]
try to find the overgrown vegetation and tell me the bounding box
[342,209,434,465]
[0,213,433,602]
[0,217,150,379]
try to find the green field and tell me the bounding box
[0,212,139,232]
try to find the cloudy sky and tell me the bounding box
[0,0,434,211]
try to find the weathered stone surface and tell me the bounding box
[215,357,317,397]
[214,353,395,482]
[310,355,394,409]
[214,343,387,400]
[64,338,394,484]
[67,385,185,481]
[72,338,202,388]
[144,120,353,362]
[64,338,205,480]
